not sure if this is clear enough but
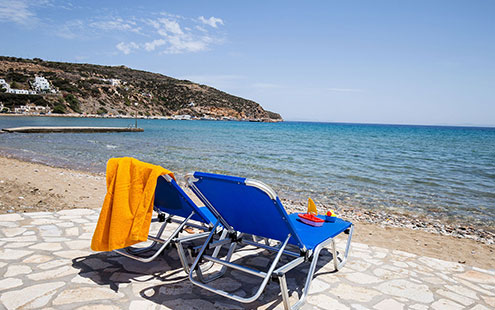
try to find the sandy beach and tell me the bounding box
[1,155,493,270]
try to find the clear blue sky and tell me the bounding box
[1,0,494,126]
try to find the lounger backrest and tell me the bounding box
[189,172,304,248]
[154,175,213,225]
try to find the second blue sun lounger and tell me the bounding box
[115,174,221,273]
[186,172,353,310]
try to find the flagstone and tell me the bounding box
[76,305,121,310]
[39,225,62,237]
[0,278,23,291]
[56,222,74,228]
[129,300,157,310]
[373,298,404,310]
[330,283,381,303]
[53,287,124,305]
[28,265,78,281]
[30,218,61,225]
[436,289,474,306]
[418,257,464,273]
[43,237,71,242]
[308,278,330,294]
[482,296,495,308]
[23,254,52,263]
[66,239,91,250]
[307,294,350,310]
[470,305,491,310]
[345,272,382,284]
[0,282,65,310]
[58,209,95,216]
[54,249,92,258]
[445,284,478,300]
[409,304,429,310]
[38,259,69,270]
[29,242,63,251]
[4,241,34,248]
[0,235,37,242]
[0,214,23,221]
[1,227,27,237]
[4,264,32,277]
[455,270,495,284]
[376,279,434,303]
[0,248,34,260]
[66,227,80,236]
[430,298,463,310]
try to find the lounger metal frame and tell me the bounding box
[114,174,224,273]
[186,173,354,310]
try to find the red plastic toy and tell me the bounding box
[298,213,324,227]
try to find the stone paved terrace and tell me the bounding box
[0,209,494,310]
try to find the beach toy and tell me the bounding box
[326,209,337,222]
[298,213,324,227]
[298,197,324,226]
[307,197,317,215]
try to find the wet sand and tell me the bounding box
[0,156,493,270]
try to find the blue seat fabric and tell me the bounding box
[192,172,352,251]
[288,214,351,250]
[153,176,215,225]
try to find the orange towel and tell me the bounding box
[91,157,175,251]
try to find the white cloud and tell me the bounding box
[55,19,84,39]
[157,18,183,35]
[327,88,363,93]
[144,39,166,51]
[116,41,139,55]
[90,18,141,34]
[0,0,37,25]
[199,16,224,28]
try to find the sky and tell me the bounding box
[0,0,494,126]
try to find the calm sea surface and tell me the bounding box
[1,116,494,227]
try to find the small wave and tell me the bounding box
[106,144,117,149]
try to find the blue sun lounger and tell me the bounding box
[186,172,353,310]
[115,174,223,273]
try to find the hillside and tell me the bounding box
[0,56,282,122]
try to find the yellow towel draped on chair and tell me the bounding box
[91,157,175,251]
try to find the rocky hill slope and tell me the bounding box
[0,56,282,122]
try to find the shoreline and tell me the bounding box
[1,155,494,270]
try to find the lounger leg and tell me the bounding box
[114,212,195,263]
[289,225,354,310]
[279,274,291,310]
[189,234,292,304]
[332,224,354,271]
[175,229,229,274]
[126,214,171,254]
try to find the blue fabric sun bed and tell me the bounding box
[186,172,353,310]
[115,174,221,273]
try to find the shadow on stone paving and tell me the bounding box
[71,242,339,309]
[139,246,338,309]
[71,245,188,292]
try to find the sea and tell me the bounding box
[1,116,494,228]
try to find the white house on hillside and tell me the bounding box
[32,76,51,92]
[0,79,10,91]
[8,89,30,95]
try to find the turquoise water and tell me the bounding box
[1,116,494,227]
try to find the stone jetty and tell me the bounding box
[1,127,143,133]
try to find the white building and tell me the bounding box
[8,89,30,95]
[32,76,51,92]
[0,79,10,91]
[101,78,121,86]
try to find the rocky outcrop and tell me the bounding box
[0,56,283,122]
